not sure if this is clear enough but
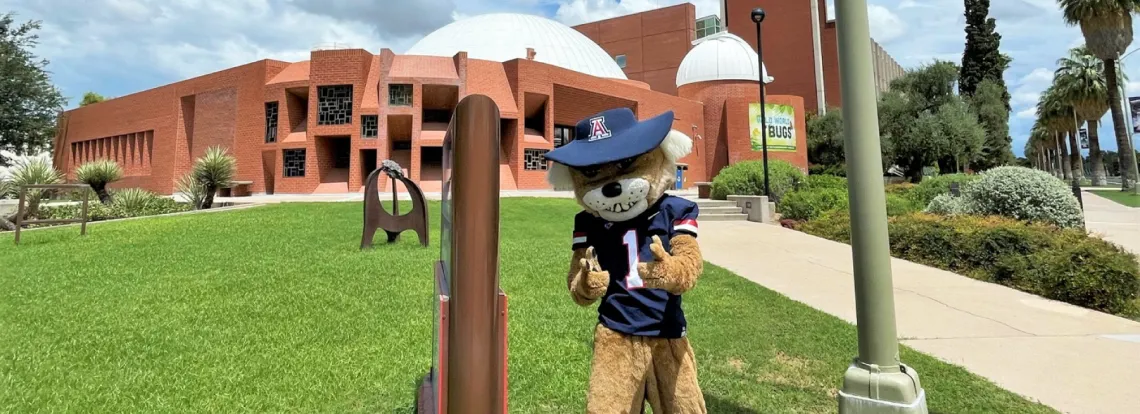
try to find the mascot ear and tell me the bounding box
[547,162,576,191]
[661,129,693,163]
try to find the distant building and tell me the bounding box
[52,0,911,196]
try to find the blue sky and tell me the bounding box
[4,0,1139,157]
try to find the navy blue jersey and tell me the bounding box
[571,195,700,338]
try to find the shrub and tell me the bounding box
[37,189,190,222]
[908,173,979,207]
[801,174,848,191]
[959,166,1084,228]
[75,159,123,204]
[799,209,852,243]
[808,164,846,177]
[780,188,849,221]
[710,160,804,201]
[885,193,919,217]
[193,146,237,209]
[175,172,207,210]
[884,182,916,198]
[1030,238,1140,315]
[924,194,967,215]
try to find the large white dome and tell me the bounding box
[406,13,628,80]
[676,32,773,88]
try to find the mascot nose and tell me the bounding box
[601,182,623,198]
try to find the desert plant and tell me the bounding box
[175,172,207,210]
[907,173,980,207]
[111,188,158,213]
[75,159,123,204]
[192,146,236,209]
[710,160,804,201]
[925,194,968,215]
[0,153,62,230]
[959,166,1084,228]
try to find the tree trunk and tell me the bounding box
[1057,133,1072,180]
[1088,120,1107,186]
[1105,58,1137,189]
[1067,130,1084,180]
[0,216,14,231]
[202,185,217,209]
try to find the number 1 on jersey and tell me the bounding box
[622,229,645,289]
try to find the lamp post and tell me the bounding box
[1118,48,1140,195]
[833,0,927,413]
[752,8,771,199]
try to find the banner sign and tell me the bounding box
[749,103,797,152]
[1130,97,1140,135]
[1080,128,1089,149]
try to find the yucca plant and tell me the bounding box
[75,159,123,204]
[175,172,207,210]
[111,188,157,213]
[192,146,236,209]
[0,154,63,230]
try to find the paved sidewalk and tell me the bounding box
[212,189,697,204]
[698,221,1140,414]
[1082,191,1140,255]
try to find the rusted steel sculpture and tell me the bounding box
[416,94,508,414]
[361,159,429,249]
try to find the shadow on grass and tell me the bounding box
[704,394,764,413]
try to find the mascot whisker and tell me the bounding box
[545,107,707,413]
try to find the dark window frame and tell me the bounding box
[265,102,279,143]
[283,148,307,177]
[524,148,550,171]
[389,84,413,106]
[361,115,379,138]
[317,85,354,126]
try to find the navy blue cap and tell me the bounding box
[544,108,674,168]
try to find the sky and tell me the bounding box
[4,0,1140,157]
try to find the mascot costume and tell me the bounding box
[545,108,706,413]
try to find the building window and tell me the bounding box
[317,85,353,125]
[284,149,306,177]
[392,141,412,151]
[524,148,550,171]
[265,102,279,143]
[696,15,722,39]
[389,84,412,106]
[553,125,575,147]
[361,115,378,138]
[614,55,627,69]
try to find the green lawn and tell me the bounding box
[0,200,1054,413]
[1089,190,1140,207]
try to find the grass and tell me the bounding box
[0,200,1055,413]
[1089,189,1140,207]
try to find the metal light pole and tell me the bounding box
[833,0,927,412]
[752,8,771,199]
[1118,49,1140,194]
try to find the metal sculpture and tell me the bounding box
[416,94,507,414]
[361,159,429,249]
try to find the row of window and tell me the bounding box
[263,84,415,142]
[280,146,555,177]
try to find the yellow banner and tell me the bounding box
[749,103,797,152]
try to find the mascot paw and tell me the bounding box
[578,246,610,300]
[640,235,684,294]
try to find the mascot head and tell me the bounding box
[545,108,693,222]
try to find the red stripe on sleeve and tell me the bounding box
[673,219,698,228]
[573,232,586,237]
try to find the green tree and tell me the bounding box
[1054,45,1113,186]
[959,0,1013,111]
[806,107,845,167]
[1058,0,1140,189]
[968,79,1015,169]
[1036,86,1080,180]
[0,13,66,165]
[79,92,106,107]
[935,97,987,172]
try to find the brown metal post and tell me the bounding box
[445,94,502,413]
[14,187,25,245]
[81,188,89,236]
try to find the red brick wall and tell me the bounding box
[190,87,237,160]
[572,3,696,95]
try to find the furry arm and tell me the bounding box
[639,234,703,295]
[568,247,610,306]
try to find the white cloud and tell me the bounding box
[1016,107,1037,119]
[867,5,907,43]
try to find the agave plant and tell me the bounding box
[192,146,236,209]
[175,172,207,210]
[0,153,63,230]
[75,159,123,204]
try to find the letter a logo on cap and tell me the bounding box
[587,116,612,141]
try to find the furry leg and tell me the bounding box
[645,337,706,414]
[586,324,653,414]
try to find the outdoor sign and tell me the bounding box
[1080,128,1089,149]
[749,103,797,152]
[1130,97,1140,135]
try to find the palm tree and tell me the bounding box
[192,146,236,209]
[1058,0,1140,188]
[1031,121,1059,176]
[1037,86,1078,179]
[75,159,123,204]
[1055,45,1117,185]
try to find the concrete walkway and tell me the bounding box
[1083,191,1140,255]
[698,221,1140,414]
[212,189,697,204]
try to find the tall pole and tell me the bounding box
[752,9,771,199]
[1118,58,1140,194]
[809,0,827,114]
[833,0,927,412]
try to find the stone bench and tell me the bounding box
[218,181,254,197]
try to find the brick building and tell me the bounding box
[53,1,907,195]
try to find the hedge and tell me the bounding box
[710,160,804,201]
[801,212,1140,316]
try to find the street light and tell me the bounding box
[1118,48,1140,195]
[833,0,927,413]
[752,8,771,199]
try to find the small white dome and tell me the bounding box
[676,32,773,88]
[406,13,628,80]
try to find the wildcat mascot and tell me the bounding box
[545,107,706,413]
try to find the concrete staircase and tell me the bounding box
[682,196,748,221]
